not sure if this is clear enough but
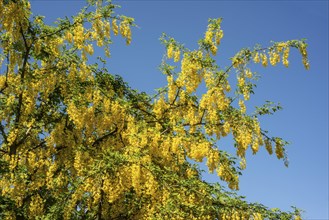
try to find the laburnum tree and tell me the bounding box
[0,0,310,219]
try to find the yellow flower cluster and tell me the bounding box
[236,130,252,157]
[202,87,229,112]
[73,23,85,49]
[188,141,211,162]
[239,99,246,114]
[178,51,203,94]
[167,75,177,103]
[103,177,121,203]
[104,20,111,38]
[237,73,251,101]
[84,44,94,55]
[239,157,246,170]
[269,50,281,66]
[217,163,239,190]
[299,44,310,70]
[131,163,141,194]
[251,139,260,154]
[167,44,174,58]
[29,194,44,216]
[237,76,245,87]
[204,19,223,55]
[174,50,181,62]
[283,47,290,67]
[6,128,18,146]
[112,19,119,35]
[91,14,106,46]
[265,139,273,155]
[67,102,84,129]
[204,30,218,55]
[119,19,132,45]
[186,167,198,178]
[275,138,284,159]
[167,43,181,62]
[253,52,260,63]
[253,212,263,220]
[203,70,215,88]
[144,171,158,196]
[215,30,224,45]
[186,108,201,133]
[260,53,268,67]
[245,68,253,79]
[222,121,231,136]
[153,95,167,117]
[232,56,245,68]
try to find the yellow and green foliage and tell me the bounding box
[0,0,308,219]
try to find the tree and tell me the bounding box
[0,0,309,219]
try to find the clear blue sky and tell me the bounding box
[30,1,328,219]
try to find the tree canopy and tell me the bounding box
[0,0,309,219]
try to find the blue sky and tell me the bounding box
[30,1,328,219]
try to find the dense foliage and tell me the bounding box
[0,0,309,219]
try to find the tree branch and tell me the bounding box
[92,126,118,147]
[0,123,8,143]
[96,180,104,220]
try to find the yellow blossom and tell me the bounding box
[253,52,260,63]
[174,49,180,62]
[283,47,290,67]
[112,19,118,35]
[261,53,268,67]
[167,44,174,58]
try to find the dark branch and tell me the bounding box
[92,126,118,147]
